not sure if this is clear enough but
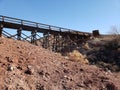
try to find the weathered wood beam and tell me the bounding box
[17,28,22,40]
[31,30,37,44]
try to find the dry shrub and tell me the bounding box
[68,50,89,64]
[82,43,90,50]
[106,26,120,50]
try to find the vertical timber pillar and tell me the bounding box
[0,24,3,37]
[52,34,57,52]
[17,28,22,40]
[55,35,57,52]
[55,34,60,52]
[42,33,45,48]
[57,34,62,52]
[58,34,61,52]
[31,30,37,44]
[52,34,55,51]
[47,32,50,50]
[43,33,46,49]
[42,32,50,49]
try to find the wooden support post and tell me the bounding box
[52,35,55,51]
[58,34,61,52]
[60,36,64,52]
[31,30,37,44]
[0,24,3,37]
[69,37,71,51]
[55,35,58,52]
[47,32,50,49]
[42,33,45,48]
[42,32,50,49]
[17,28,22,40]
[57,34,62,52]
[42,33,47,49]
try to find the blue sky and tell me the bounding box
[0,0,120,34]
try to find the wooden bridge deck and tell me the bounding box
[0,15,91,35]
[0,15,92,52]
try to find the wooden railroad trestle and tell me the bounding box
[0,15,91,52]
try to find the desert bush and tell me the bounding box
[105,38,119,50]
[68,50,89,64]
[87,27,120,72]
[106,26,120,50]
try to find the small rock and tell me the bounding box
[38,70,44,76]
[64,75,67,78]
[17,66,22,70]
[63,69,69,73]
[79,87,85,90]
[80,68,84,72]
[63,75,72,81]
[36,83,45,90]
[106,83,117,90]
[64,56,69,60]
[7,65,14,71]
[27,65,32,69]
[25,65,34,75]
[6,56,13,63]
[25,69,33,75]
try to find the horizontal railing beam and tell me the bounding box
[0,15,91,36]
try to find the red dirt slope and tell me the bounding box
[0,37,120,90]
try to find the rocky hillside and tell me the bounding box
[0,37,120,90]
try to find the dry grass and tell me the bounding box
[68,50,89,64]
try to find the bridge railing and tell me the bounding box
[0,15,21,24]
[38,23,50,29]
[0,15,72,32]
[0,15,91,35]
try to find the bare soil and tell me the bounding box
[0,37,120,90]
